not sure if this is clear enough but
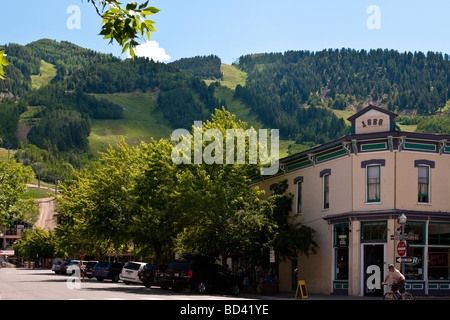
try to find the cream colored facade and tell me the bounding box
[253,105,450,297]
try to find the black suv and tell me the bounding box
[157,253,243,296]
[139,263,168,288]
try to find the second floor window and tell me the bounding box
[296,181,302,214]
[418,165,430,203]
[367,165,381,202]
[323,174,330,209]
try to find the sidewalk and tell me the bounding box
[241,291,450,300]
[241,291,383,300]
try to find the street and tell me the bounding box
[0,268,255,301]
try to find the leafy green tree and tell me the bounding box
[0,160,35,226]
[131,138,182,261]
[13,227,56,261]
[173,108,278,266]
[56,140,143,257]
[269,180,318,262]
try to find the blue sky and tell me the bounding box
[2,1,450,64]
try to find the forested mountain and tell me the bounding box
[234,49,450,140]
[0,39,450,183]
[169,55,223,80]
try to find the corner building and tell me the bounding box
[252,105,450,297]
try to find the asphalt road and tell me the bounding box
[0,268,255,301]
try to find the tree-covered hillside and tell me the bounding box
[169,55,223,80]
[235,49,450,140]
[1,40,450,183]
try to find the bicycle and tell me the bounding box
[383,283,414,300]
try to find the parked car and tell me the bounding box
[51,261,64,274]
[119,261,147,285]
[157,253,243,296]
[65,260,99,277]
[139,263,167,288]
[66,261,81,275]
[92,261,125,282]
[59,260,72,275]
[84,261,99,279]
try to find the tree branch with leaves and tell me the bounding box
[88,0,159,57]
[0,1,159,79]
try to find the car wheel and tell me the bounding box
[231,284,241,296]
[197,281,207,294]
[112,275,119,283]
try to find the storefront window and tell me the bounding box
[428,248,450,280]
[404,247,424,280]
[335,248,348,280]
[429,223,450,246]
[361,221,387,242]
[405,221,426,245]
[333,224,349,280]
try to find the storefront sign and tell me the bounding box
[338,235,348,247]
[0,250,14,256]
[295,280,308,299]
[396,241,407,257]
[429,252,448,267]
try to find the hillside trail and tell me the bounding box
[27,184,58,231]
[34,197,57,231]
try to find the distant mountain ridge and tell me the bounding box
[0,39,449,159]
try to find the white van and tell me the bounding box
[119,261,147,285]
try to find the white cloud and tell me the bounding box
[132,41,171,62]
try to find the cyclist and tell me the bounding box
[382,264,406,300]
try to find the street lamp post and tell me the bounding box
[399,213,407,275]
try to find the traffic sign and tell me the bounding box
[397,241,407,257]
[396,256,419,265]
[80,251,85,259]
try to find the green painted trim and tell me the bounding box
[405,142,436,151]
[361,142,387,151]
[316,149,347,162]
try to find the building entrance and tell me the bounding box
[363,244,384,297]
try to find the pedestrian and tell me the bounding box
[79,260,86,282]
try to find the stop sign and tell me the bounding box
[80,252,85,259]
[397,241,407,257]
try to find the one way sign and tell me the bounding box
[396,256,419,264]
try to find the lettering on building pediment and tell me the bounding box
[354,109,390,134]
[347,105,398,135]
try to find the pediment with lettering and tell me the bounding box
[347,105,398,135]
